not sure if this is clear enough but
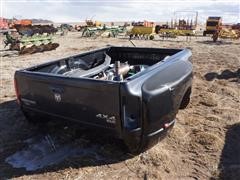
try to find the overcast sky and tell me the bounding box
[1,0,239,23]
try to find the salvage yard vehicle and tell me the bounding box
[203,16,222,36]
[14,46,193,154]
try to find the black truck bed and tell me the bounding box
[27,47,181,79]
[14,46,193,153]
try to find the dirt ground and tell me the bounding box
[0,33,239,179]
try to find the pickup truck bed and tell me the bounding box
[14,46,193,154]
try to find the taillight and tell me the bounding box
[164,123,170,129]
[14,78,20,104]
[164,119,176,129]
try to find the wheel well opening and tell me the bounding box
[179,87,192,109]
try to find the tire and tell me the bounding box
[149,35,154,40]
[203,31,206,36]
[129,34,133,40]
[212,32,219,42]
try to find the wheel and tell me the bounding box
[129,34,133,40]
[203,31,206,36]
[149,35,154,40]
[212,32,219,42]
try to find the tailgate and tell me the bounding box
[15,72,120,130]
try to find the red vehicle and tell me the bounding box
[0,18,9,30]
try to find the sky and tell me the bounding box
[1,0,239,23]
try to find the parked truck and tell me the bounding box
[14,46,193,154]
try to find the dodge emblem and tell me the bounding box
[54,93,61,102]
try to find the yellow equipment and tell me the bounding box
[95,21,102,27]
[203,16,222,36]
[212,28,239,42]
[159,29,195,36]
[131,26,155,34]
[219,29,239,39]
[85,19,102,27]
[129,26,155,39]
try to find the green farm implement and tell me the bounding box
[82,25,126,37]
[3,24,59,54]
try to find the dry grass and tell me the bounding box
[0,33,239,179]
